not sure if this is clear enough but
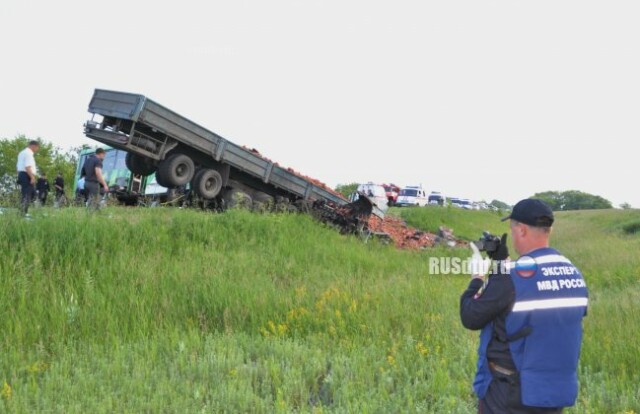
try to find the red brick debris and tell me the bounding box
[367,215,467,250]
[242,145,347,201]
[367,215,435,249]
[241,146,466,250]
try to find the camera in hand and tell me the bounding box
[473,231,501,255]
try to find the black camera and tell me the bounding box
[473,231,501,254]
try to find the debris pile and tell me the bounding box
[241,147,464,251]
[367,215,436,250]
[366,216,467,250]
[310,196,465,250]
[435,226,466,248]
[311,197,373,235]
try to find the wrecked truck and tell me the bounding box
[83,89,385,233]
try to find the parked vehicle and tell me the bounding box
[74,147,170,205]
[382,183,401,206]
[428,191,447,206]
[450,197,473,209]
[459,199,474,210]
[395,185,429,207]
[74,147,165,193]
[349,183,389,215]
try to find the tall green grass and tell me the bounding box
[0,206,638,412]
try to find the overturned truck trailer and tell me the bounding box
[83,89,385,231]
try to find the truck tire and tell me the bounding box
[193,169,223,200]
[223,188,253,209]
[252,191,274,212]
[156,153,195,187]
[125,153,156,176]
[155,168,170,187]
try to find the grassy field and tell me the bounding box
[1,206,639,413]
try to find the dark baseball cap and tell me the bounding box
[501,198,554,227]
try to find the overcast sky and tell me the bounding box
[1,0,638,207]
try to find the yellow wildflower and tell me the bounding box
[295,286,307,298]
[27,361,49,374]
[1,381,11,401]
[387,355,397,367]
[416,342,429,357]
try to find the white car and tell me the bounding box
[460,199,474,210]
[450,198,473,209]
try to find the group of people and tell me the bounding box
[28,171,65,206]
[16,141,109,215]
[17,141,590,412]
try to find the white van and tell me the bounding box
[396,186,429,207]
[349,182,389,213]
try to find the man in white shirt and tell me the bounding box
[16,140,40,215]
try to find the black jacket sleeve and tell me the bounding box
[460,274,515,330]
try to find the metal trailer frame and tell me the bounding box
[84,89,346,206]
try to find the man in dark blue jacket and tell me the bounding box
[82,148,109,210]
[461,199,588,413]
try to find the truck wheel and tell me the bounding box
[274,196,290,213]
[223,188,253,209]
[125,153,156,176]
[157,153,195,187]
[252,191,274,212]
[155,168,170,187]
[193,169,223,200]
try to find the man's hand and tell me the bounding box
[102,184,109,192]
[26,167,36,185]
[470,242,491,279]
[487,233,509,261]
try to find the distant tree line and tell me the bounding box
[489,199,511,210]
[531,190,613,211]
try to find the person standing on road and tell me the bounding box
[16,140,40,216]
[54,172,65,204]
[82,148,109,210]
[460,199,589,413]
[36,173,50,206]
